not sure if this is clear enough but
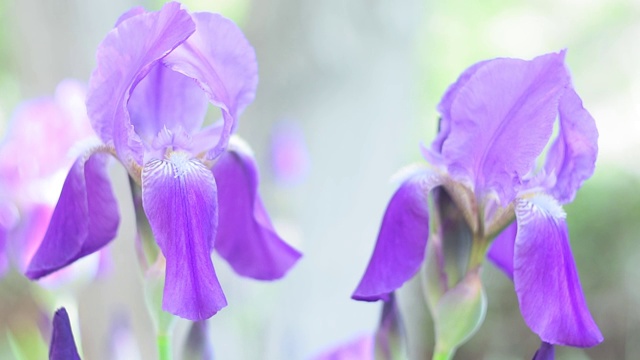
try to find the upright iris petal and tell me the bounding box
[128,64,208,144]
[432,60,489,154]
[163,12,258,159]
[439,52,568,202]
[142,153,226,320]
[86,2,196,168]
[544,87,599,204]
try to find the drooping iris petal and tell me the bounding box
[163,12,258,159]
[142,153,226,320]
[514,195,602,347]
[544,87,598,204]
[432,60,489,153]
[532,341,555,360]
[26,151,120,279]
[87,2,196,167]
[487,221,517,279]
[440,52,569,202]
[212,141,301,280]
[352,169,440,301]
[128,64,208,143]
[49,308,81,360]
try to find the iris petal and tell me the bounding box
[487,222,517,279]
[544,87,598,204]
[353,169,440,301]
[26,151,119,279]
[142,154,226,320]
[212,140,301,280]
[128,64,208,143]
[432,60,489,153]
[514,195,602,347]
[532,341,555,360]
[441,52,569,203]
[86,2,196,168]
[163,12,258,159]
[50,308,81,360]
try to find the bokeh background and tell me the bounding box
[1,0,639,359]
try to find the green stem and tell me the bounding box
[467,235,487,270]
[432,348,455,360]
[157,332,172,360]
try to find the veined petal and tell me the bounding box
[26,150,119,280]
[163,12,258,159]
[49,308,81,360]
[353,169,440,301]
[514,195,602,347]
[441,52,569,203]
[532,342,555,360]
[432,60,489,153]
[87,2,196,168]
[544,87,598,204]
[128,63,208,143]
[142,153,226,320]
[487,221,517,279]
[212,139,301,280]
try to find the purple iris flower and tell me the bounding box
[352,51,602,347]
[49,308,81,360]
[26,2,301,320]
